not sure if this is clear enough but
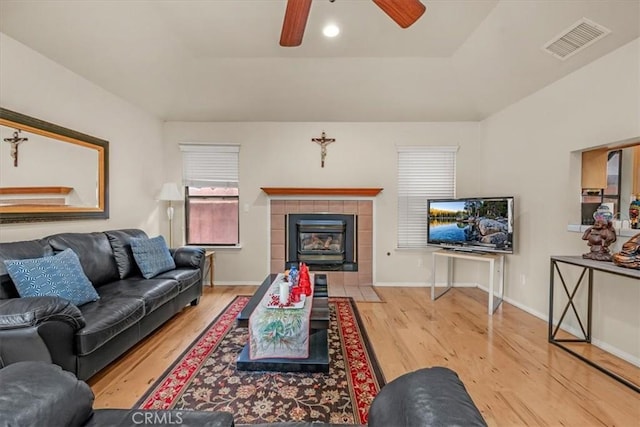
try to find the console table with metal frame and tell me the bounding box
[548,255,640,393]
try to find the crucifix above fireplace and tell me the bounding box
[311,131,335,168]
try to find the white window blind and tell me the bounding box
[179,144,240,188]
[397,146,457,248]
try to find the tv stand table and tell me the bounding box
[431,249,505,315]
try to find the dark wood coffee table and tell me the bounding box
[236,274,330,373]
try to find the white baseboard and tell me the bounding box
[211,281,263,286]
[586,338,640,368]
[500,294,548,320]
[374,282,477,288]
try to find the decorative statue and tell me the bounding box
[612,233,640,269]
[582,220,617,261]
[581,205,616,261]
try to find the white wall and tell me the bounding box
[163,122,481,284]
[480,38,640,362]
[0,33,165,242]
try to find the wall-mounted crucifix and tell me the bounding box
[3,129,28,167]
[311,131,336,168]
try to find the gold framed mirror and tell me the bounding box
[0,108,109,223]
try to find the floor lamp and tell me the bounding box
[158,183,183,247]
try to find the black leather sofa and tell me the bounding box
[0,229,205,380]
[0,361,487,427]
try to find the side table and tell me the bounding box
[204,250,215,286]
[549,256,639,393]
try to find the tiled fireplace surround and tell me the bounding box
[269,199,373,287]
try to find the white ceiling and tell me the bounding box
[0,0,638,122]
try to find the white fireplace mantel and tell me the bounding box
[261,187,383,197]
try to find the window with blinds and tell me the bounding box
[397,146,457,249]
[180,144,240,246]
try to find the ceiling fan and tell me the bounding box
[280,0,427,47]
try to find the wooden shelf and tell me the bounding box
[0,186,72,195]
[261,187,383,197]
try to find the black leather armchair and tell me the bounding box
[368,367,488,427]
[0,229,205,380]
[0,361,234,427]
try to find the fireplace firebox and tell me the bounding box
[286,213,357,271]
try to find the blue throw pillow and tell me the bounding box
[130,236,176,279]
[4,248,100,306]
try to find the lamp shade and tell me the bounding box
[157,183,182,201]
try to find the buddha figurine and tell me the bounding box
[612,233,640,269]
[581,205,617,261]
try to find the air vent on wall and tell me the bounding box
[543,18,611,60]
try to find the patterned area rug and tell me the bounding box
[137,296,385,424]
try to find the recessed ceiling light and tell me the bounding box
[323,24,340,38]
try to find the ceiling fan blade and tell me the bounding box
[372,0,426,28]
[280,0,313,47]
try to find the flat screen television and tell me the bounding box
[427,196,514,254]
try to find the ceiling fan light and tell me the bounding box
[323,24,340,38]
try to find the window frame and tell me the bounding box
[180,143,241,247]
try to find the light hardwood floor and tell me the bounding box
[89,285,639,426]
